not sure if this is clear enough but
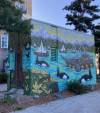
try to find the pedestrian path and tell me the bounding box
[11,91,100,113]
[0,84,7,92]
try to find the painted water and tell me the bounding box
[22,44,96,91]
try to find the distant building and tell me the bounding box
[0,31,8,72]
[24,0,32,18]
[14,0,32,19]
[0,0,32,72]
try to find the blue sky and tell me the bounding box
[32,0,100,29]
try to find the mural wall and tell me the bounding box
[8,19,96,96]
[23,19,96,96]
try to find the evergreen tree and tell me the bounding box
[0,0,32,88]
[94,24,100,75]
[64,0,100,33]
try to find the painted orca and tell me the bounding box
[80,68,92,84]
[57,67,69,80]
[35,56,49,67]
[25,51,30,57]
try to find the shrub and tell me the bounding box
[48,81,59,93]
[67,80,89,95]
[14,106,23,111]
[3,95,15,104]
[0,73,7,83]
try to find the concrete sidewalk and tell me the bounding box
[11,91,100,113]
[0,84,7,92]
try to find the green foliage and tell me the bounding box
[0,0,22,31]
[0,73,7,83]
[94,24,100,50]
[48,81,58,93]
[3,95,15,104]
[0,0,32,34]
[32,73,52,97]
[25,71,58,97]
[0,0,33,88]
[12,0,24,3]
[64,0,100,33]
[68,80,89,94]
[14,106,23,111]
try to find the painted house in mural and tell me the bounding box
[22,19,96,96]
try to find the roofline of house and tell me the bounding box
[31,18,93,37]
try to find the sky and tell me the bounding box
[32,0,100,29]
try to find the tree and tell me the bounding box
[64,0,100,33]
[0,0,32,88]
[94,24,100,49]
[94,25,100,75]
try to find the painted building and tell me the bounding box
[24,0,32,18]
[14,0,32,19]
[21,19,96,96]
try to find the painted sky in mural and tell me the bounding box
[31,19,94,47]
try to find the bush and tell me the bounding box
[14,106,23,111]
[0,73,7,83]
[3,95,15,104]
[67,80,89,95]
[48,81,59,93]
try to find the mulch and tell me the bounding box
[0,91,74,113]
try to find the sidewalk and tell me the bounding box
[11,91,100,113]
[0,84,7,92]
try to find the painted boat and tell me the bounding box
[35,41,48,57]
[60,45,66,53]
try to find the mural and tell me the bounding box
[8,19,96,96]
[0,20,96,97]
[23,19,96,94]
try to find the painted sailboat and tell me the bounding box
[33,43,37,48]
[60,45,66,53]
[35,41,48,56]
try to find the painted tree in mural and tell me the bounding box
[64,0,100,33]
[0,0,32,88]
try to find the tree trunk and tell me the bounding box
[99,52,100,76]
[15,33,24,88]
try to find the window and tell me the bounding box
[1,33,8,48]
[15,1,27,13]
